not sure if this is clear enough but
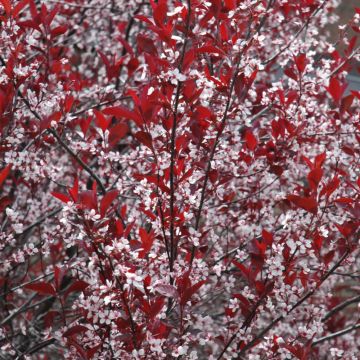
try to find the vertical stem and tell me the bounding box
[168,0,192,276]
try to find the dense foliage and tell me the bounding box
[0,0,359,359]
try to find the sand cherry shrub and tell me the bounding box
[0,0,359,359]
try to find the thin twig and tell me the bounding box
[322,294,360,322]
[312,323,360,346]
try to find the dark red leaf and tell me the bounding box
[93,109,111,132]
[314,152,326,169]
[25,282,56,296]
[326,78,346,103]
[135,131,153,149]
[0,0,11,16]
[103,106,142,126]
[340,94,354,114]
[152,0,167,26]
[197,45,224,55]
[295,53,307,73]
[320,175,340,198]
[261,229,273,246]
[63,325,88,337]
[78,190,97,210]
[224,0,236,10]
[109,123,128,146]
[287,195,318,214]
[64,280,89,299]
[342,145,354,156]
[100,190,119,217]
[139,228,155,258]
[284,67,298,81]
[245,130,258,151]
[334,197,353,204]
[137,34,158,56]
[51,25,67,38]
[155,284,178,298]
[149,297,165,318]
[0,164,11,188]
[13,0,29,18]
[51,191,71,204]
[307,168,323,190]
[68,177,79,202]
[232,261,251,280]
[181,280,206,306]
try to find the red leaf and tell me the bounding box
[149,297,165,318]
[334,197,353,204]
[64,95,74,113]
[63,325,88,337]
[340,94,354,114]
[342,145,354,156]
[181,280,206,306]
[314,152,326,169]
[245,130,258,151]
[64,280,89,299]
[13,0,29,18]
[100,190,119,217]
[137,34,158,56]
[0,0,11,16]
[183,49,195,71]
[326,78,346,103]
[138,228,154,258]
[68,176,78,202]
[54,266,65,290]
[219,22,229,42]
[232,261,251,280]
[93,109,111,132]
[109,123,128,146]
[0,164,11,188]
[152,0,167,26]
[25,282,56,296]
[313,233,323,252]
[78,190,97,210]
[79,116,92,137]
[287,195,318,214]
[197,45,224,56]
[51,191,71,204]
[103,106,142,126]
[87,345,102,359]
[261,229,273,246]
[135,131,153,149]
[284,67,298,81]
[335,223,353,237]
[51,24,68,38]
[155,284,178,298]
[224,0,236,10]
[295,53,307,73]
[320,175,340,198]
[0,196,12,212]
[323,250,335,266]
[307,168,323,190]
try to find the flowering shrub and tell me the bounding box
[0,0,359,359]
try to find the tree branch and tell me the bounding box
[312,323,360,346]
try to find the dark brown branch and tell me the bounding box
[168,0,192,272]
[48,129,106,194]
[312,323,360,346]
[322,294,360,322]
